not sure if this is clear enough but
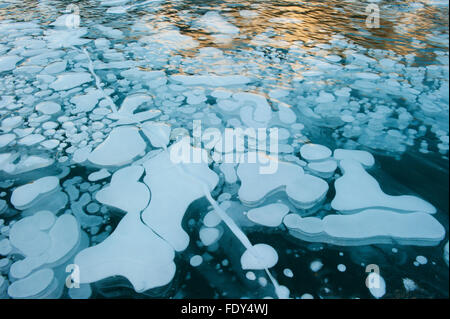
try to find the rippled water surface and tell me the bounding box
[0,0,448,299]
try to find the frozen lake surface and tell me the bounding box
[0,0,449,299]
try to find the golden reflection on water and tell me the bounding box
[0,0,448,59]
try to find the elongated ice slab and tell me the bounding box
[96,165,149,214]
[49,72,93,91]
[141,122,171,148]
[247,203,290,227]
[284,209,445,246]
[7,268,57,299]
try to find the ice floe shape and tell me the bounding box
[9,216,52,257]
[9,211,80,278]
[88,126,146,167]
[241,244,278,270]
[46,214,80,265]
[333,149,375,168]
[283,209,445,246]
[88,168,111,182]
[96,165,149,214]
[237,157,328,209]
[307,159,337,178]
[11,176,60,210]
[49,72,92,91]
[170,74,251,87]
[118,94,152,112]
[141,122,171,148]
[0,133,15,148]
[199,227,221,246]
[44,28,91,49]
[2,154,54,176]
[247,203,290,227]
[7,268,58,299]
[70,89,103,114]
[18,134,45,146]
[1,116,23,132]
[142,141,219,251]
[331,159,436,214]
[203,211,222,227]
[43,61,67,74]
[196,11,240,35]
[74,212,176,293]
[0,55,21,72]
[300,143,332,161]
[35,101,61,115]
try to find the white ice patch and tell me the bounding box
[234,92,273,128]
[49,72,93,91]
[237,158,328,209]
[88,168,111,182]
[9,212,80,278]
[284,209,445,246]
[246,203,290,227]
[0,55,21,72]
[88,126,146,167]
[240,244,278,270]
[332,159,436,214]
[0,133,16,148]
[35,101,61,115]
[190,255,203,267]
[300,143,332,162]
[7,268,57,299]
[140,29,198,50]
[196,11,239,35]
[310,260,323,272]
[403,278,417,292]
[333,149,375,168]
[74,213,175,293]
[141,122,171,148]
[70,90,103,114]
[199,227,221,246]
[307,159,337,178]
